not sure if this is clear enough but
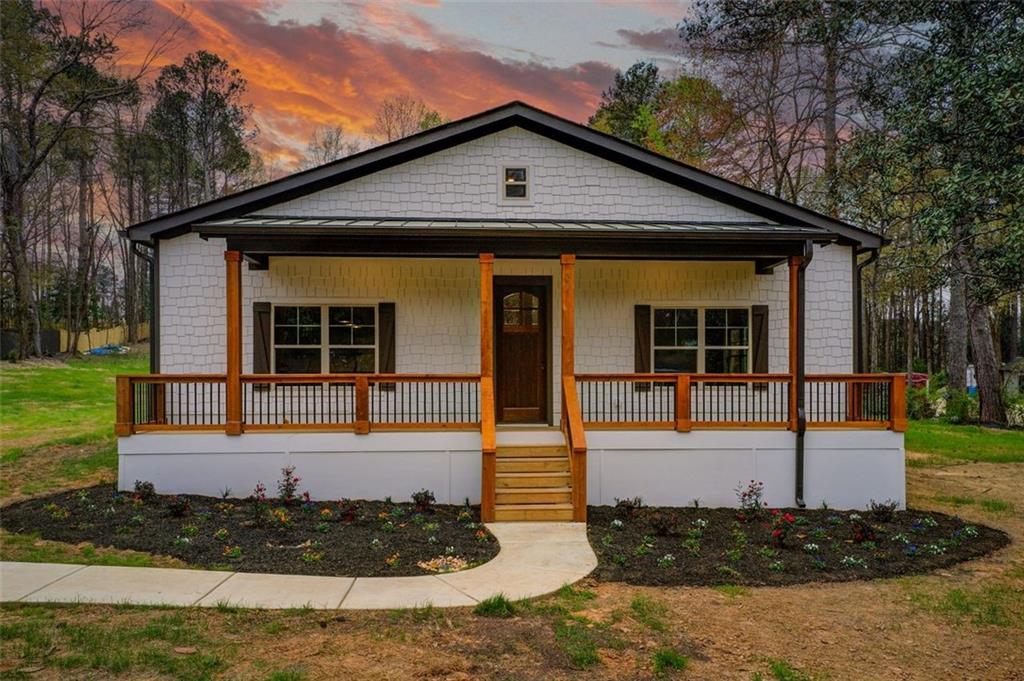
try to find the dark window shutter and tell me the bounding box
[253,302,272,373]
[378,302,396,390]
[634,305,652,391]
[253,302,271,391]
[751,305,769,373]
[751,304,769,391]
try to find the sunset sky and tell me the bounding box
[122,1,691,169]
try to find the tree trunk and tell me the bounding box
[968,302,1006,424]
[947,272,968,394]
[822,37,839,217]
[1,183,40,359]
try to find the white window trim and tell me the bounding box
[499,164,532,204]
[270,303,378,374]
[651,306,752,373]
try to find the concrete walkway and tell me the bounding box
[0,522,595,610]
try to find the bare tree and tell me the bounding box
[298,125,362,170]
[370,95,446,143]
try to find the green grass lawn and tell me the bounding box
[0,349,148,499]
[906,420,1024,465]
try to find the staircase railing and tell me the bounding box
[561,375,588,522]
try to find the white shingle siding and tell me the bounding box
[159,234,853,417]
[261,127,766,222]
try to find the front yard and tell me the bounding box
[2,352,1023,679]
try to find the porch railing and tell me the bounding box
[574,373,906,432]
[116,373,481,435]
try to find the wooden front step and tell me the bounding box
[496,445,568,458]
[496,456,569,473]
[496,471,570,488]
[496,486,572,505]
[493,503,574,521]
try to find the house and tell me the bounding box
[117,102,906,521]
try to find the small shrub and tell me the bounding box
[277,466,302,505]
[840,555,868,569]
[474,594,517,617]
[337,499,359,522]
[167,496,192,518]
[213,528,229,541]
[869,499,899,522]
[851,519,876,543]
[610,518,624,530]
[725,548,743,563]
[657,553,677,568]
[270,507,291,528]
[907,387,937,419]
[384,552,401,567]
[315,522,330,533]
[133,480,156,500]
[734,480,765,520]
[769,510,796,547]
[223,545,242,559]
[180,524,199,537]
[250,482,269,525]
[681,537,701,556]
[649,511,680,537]
[411,489,436,513]
[768,560,785,572]
[43,503,69,520]
[301,550,323,563]
[614,496,645,519]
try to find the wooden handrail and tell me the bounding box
[240,373,480,383]
[480,376,496,522]
[576,372,792,382]
[561,375,587,522]
[117,374,226,383]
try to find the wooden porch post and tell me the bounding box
[480,254,494,379]
[560,254,576,378]
[225,251,243,436]
[788,255,801,431]
[479,254,496,522]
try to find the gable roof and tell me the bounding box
[127,101,883,249]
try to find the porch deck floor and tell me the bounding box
[0,522,596,610]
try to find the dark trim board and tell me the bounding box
[216,234,814,261]
[127,101,883,250]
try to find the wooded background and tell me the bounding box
[2,0,1021,424]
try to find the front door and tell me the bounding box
[495,278,549,423]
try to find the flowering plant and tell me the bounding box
[769,509,796,547]
[277,466,302,505]
[734,480,765,521]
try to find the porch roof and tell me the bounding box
[197,216,830,238]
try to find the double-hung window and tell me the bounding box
[653,307,750,373]
[273,304,376,374]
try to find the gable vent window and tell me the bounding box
[503,167,528,199]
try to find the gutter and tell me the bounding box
[795,240,814,508]
[131,240,159,374]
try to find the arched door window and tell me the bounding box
[502,291,541,333]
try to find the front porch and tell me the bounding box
[117,236,907,521]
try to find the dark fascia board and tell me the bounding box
[128,100,883,249]
[212,232,815,260]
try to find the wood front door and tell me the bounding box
[495,278,549,423]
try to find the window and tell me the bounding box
[653,307,750,374]
[273,304,376,374]
[503,167,528,200]
[502,291,541,332]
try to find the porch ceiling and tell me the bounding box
[196,216,829,264]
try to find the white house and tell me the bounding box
[117,102,906,521]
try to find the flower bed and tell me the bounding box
[587,502,1009,586]
[1,481,498,577]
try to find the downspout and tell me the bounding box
[131,239,159,374]
[795,240,814,508]
[853,248,880,373]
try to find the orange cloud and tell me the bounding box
[113,0,617,170]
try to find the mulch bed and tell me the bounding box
[587,503,1009,586]
[1,484,499,577]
